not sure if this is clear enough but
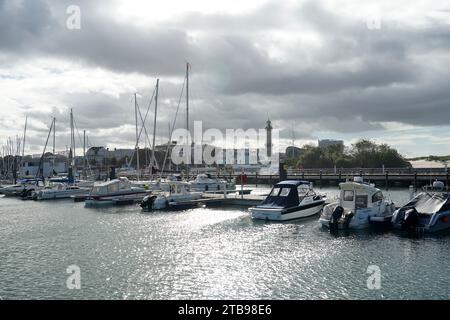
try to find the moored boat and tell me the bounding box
[249,180,326,221]
[140,181,203,211]
[85,177,150,207]
[319,177,395,230]
[391,180,450,233]
[189,173,235,192]
[34,183,91,200]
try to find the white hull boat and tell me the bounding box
[35,184,91,200]
[319,177,395,230]
[189,174,235,192]
[141,181,203,211]
[84,177,150,207]
[249,180,326,221]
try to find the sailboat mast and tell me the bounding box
[70,109,74,163]
[52,117,56,175]
[151,79,159,175]
[186,62,190,178]
[134,93,140,181]
[83,130,86,180]
[22,116,27,158]
[186,62,189,136]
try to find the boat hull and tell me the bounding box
[250,201,325,221]
[85,191,151,207]
[36,189,90,200]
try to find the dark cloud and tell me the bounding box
[1,0,450,153]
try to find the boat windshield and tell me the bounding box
[269,187,281,196]
[297,186,311,196]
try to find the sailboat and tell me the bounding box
[33,110,93,200]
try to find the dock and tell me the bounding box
[169,192,265,209]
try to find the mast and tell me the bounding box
[186,62,190,178]
[36,118,55,179]
[22,116,27,158]
[151,79,159,177]
[52,117,56,175]
[83,130,86,180]
[186,62,189,136]
[70,109,75,165]
[134,93,140,181]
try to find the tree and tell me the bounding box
[294,139,410,169]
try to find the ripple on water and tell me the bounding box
[0,188,449,299]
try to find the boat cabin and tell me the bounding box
[90,177,131,195]
[338,177,385,211]
[168,181,194,195]
[259,181,316,208]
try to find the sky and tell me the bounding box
[1,0,450,157]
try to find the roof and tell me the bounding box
[339,181,380,193]
[276,180,310,187]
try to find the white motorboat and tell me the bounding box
[140,181,203,211]
[189,173,235,192]
[34,183,91,200]
[249,180,326,221]
[319,177,395,230]
[85,177,150,207]
[0,179,44,197]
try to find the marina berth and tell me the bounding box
[84,177,151,207]
[319,177,395,230]
[249,180,326,221]
[392,180,450,233]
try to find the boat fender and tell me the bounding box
[330,206,344,230]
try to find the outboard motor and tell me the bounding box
[140,195,157,211]
[343,212,354,229]
[402,208,419,230]
[330,206,344,230]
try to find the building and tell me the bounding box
[318,139,344,148]
[19,155,68,177]
[85,147,135,165]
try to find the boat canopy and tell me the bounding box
[405,192,450,215]
[258,181,309,208]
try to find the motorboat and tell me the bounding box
[249,180,326,221]
[189,173,236,192]
[132,174,183,192]
[391,180,450,233]
[34,183,91,200]
[319,177,395,230]
[0,179,44,197]
[84,177,150,207]
[140,181,203,211]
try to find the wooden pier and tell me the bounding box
[217,168,450,189]
[169,192,265,209]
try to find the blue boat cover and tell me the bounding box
[257,181,309,208]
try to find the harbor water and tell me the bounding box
[0,186,449,300]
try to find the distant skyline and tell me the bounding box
[1,0,450,157]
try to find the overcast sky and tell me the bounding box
[1,0,450,157]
